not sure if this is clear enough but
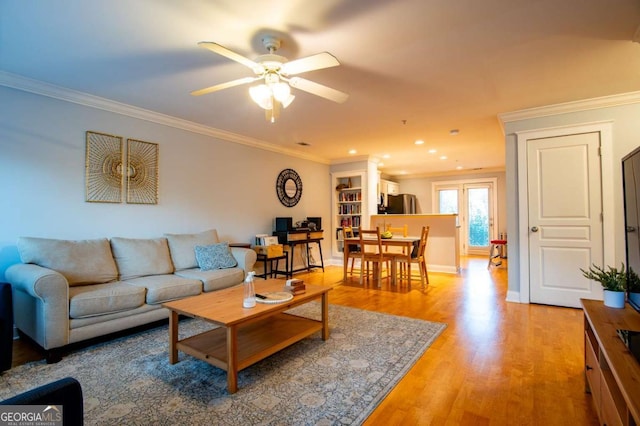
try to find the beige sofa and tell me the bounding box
[5,229,256,361]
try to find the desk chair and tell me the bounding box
[395,226,430,287]
[488,239,507,268]
[359,228,395,287]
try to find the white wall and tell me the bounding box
[0,86,331,279]
[503,100,640,298]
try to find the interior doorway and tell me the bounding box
[433,178,498,255]
[516,122,615,308]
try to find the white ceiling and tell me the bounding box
[2,0,640,177]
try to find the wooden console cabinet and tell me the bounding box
[582,299,640,425]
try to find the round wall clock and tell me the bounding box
[276,169,303,207]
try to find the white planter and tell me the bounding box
[629,292,640,307]
[603,290,625,308]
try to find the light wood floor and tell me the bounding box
[11,256,598,425]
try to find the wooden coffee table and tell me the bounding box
[162,278,331,393]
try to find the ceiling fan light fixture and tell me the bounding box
[281,94,295,108]
[271,82,291,103]
[249,84,273,109]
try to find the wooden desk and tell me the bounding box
[343,236,419,285]
[274,230,324,275]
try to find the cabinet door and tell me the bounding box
[600,381,624,426]
[585,336,601,416]
[387,182,400,195]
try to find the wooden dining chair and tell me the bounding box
[359,227,395,287]
[384,224,409,273]
[395,226,430,287]
[385,224,408,237]
[343,226,360,277]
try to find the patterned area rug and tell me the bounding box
[0,303,446,425]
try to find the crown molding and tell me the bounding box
[498,91,640,124]
[0,71,329,164]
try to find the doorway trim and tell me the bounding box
[516,121,614,304]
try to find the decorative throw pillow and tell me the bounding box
[195,243,238,271]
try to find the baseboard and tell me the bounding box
[506,290,522,303]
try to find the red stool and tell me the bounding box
[488,239,507,268]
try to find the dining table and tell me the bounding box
[343,235,420,285]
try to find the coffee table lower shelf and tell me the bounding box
[176,313,322,384]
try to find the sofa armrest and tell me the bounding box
[230,247,257,276]
[5,263,70,350]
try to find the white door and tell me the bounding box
[434,179,497,255]
[527,132,603,307]
[464,183,495,255]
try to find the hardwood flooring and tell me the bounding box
[11,256,599,425]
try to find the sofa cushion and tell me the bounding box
[125,274,202,304]
[110,237,173,281]
[69,282,146,318]
[175,267,244,292]
[17,237,118,286]
[165,229,219,271]
[195,242,237,270]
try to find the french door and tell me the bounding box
[434,179,497,255]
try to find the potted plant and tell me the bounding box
[628,267,640,307]
[580,263,626,308]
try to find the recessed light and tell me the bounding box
[440,156,448,160]
[428,149,437,154]
[415,140,424,145]
[348,149,357,155]
[297,141,311,146]
[456,166,463,170]
[378,162,384,167]
[383,154,391,159]
[450,129,460,136]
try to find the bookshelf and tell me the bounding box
[332,172,365,257]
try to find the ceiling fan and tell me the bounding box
[190,35,349,122]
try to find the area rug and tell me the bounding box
[0,303,446,425]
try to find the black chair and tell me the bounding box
[0,377,83,426]
[0,282,12,372]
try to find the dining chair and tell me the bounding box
[358,227,395,287]
[395,226,430,287]
[343,226,360,277]
[385,224,408,237]
[384,224,409,277]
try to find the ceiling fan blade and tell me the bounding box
[190,77,257,96]
[198,42,263,73]
[288,77,349,103]
[281,52,340,75]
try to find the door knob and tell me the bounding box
[627,226,636,233]
[531,226,539,232]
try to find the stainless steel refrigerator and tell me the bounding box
[387,194,417,214]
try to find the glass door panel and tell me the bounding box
[466,187,489,252]
[438,189,458,214]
